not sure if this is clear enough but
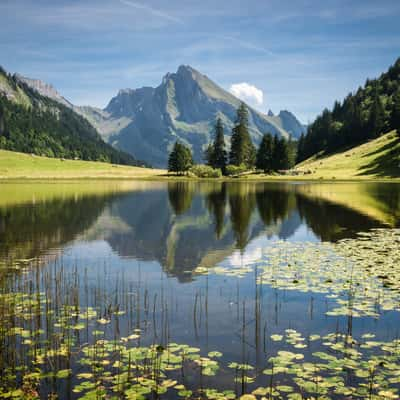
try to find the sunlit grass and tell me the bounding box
[296,131,400,180]
[0,149,165,179]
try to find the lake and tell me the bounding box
[1,180,400,399]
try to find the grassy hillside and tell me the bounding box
[295,131,400,179]
[0,149,165,179]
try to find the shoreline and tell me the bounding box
[1,175,399,182]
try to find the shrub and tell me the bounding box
[190,164,222,178]
[225,164,249,176]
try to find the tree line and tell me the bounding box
[168,103,295,175]
[297,57,400,163]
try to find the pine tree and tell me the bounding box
[212,118,228,173]
[296,133,305,163]
[0,101,5,137]
[286,137,297,168]
[168,142,193,175]
[390,89,400,135]
[256,133,274,172]
[272,136,289,171]
[206,118,227,173]
[229,103,256,168]
[204,143,215,166]
[368,86,385,138]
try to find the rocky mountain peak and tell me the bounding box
[277,110,307,137]
[14,74,72,108]
[177,64,196,76]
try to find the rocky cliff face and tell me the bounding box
[14,74,73,108]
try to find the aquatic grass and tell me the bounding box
[1,290,400,398]
[1,229,400,399]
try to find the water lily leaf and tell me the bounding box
[56,369,71,379]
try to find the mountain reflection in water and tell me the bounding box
[0,181,398,281]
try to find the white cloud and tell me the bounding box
[229,82,264,107]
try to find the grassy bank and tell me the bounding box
[1,131,400,181]
[293,131,400,180]
[161,131,400,182]
[0,149,165,179]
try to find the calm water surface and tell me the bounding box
[0,181,400,399]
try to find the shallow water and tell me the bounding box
[1,180,400,399]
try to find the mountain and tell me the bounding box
[0,67,143,166]
[270,110,308,139]
[297,57,400,162]
[80,65,306,167]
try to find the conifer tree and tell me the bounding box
[256,133,274,172]
[272,136,289,170]
[207,118,227,173]
[296,133,306,163]
[368,86,385,138]
[168,142,193,175]
[204,143,215,166]
[229,103,256,168]
[0,101,5,136]
[390,89,400,135]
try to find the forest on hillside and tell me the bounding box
[0,70,143,166]
[297,58,400,162]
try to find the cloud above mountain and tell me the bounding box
[229,82,264,108]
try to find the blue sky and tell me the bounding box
[1,0,399,123]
